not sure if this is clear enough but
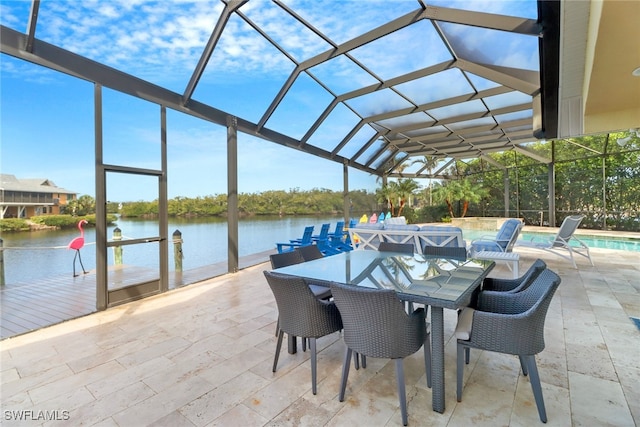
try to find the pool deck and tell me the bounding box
[1,244,639,426]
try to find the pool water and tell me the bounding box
[462,230,640,252]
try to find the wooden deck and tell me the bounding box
[0,250,274,340]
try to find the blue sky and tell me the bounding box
[0,0,536,201]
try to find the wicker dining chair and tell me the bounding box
[269,249,304,269]
[295,244,324,261]
[263,271,343,395]
[379,242,418,313]
[269,251,331,301]
[461,259,548,362]
[480,258,547,294]
[455,268,561,423]
[330,281,431,426]
[377,241,414,254]
[269,251,332,350]
[422,244,467,260]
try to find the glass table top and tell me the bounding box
[274,250,495,309]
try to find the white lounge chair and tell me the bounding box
[516,215,594,269]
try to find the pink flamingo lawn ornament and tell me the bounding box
[68,219,89,277]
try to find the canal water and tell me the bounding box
[1,215,343,286]
[3,216,639,286]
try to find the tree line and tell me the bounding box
[425,132,640,230]
[2,133,637,232]
[117,189,379,218]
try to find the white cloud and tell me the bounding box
[97,4,120,19]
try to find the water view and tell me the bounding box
[1,215,343,286]
[2,216,638,286]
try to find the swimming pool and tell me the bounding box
[462,230,640,252]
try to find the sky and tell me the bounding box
[0,0,537,202]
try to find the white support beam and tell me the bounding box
[513,145,551,164]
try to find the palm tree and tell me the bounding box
[411,156,440,206]
[395,178,420,217]
[458,180,487,217]
[432,179,487,218]
[432,181,462,218]
[373,159,420,217]
[376,183,396,216]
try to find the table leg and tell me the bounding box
[431,306,445,413]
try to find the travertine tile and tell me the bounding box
[264,396,332,427]
[0,365,73,405]
[189,343,272,389]
[27,360,124,406]
[535,349,568,389]
[89,417,119,427]
[115,336,191,368]
[509,378,571,427]
[111,376,214,425]
[85,356,174,399]
[565,342,618,381]
[65,337,153,374]
[568,371,635,427]
[615,364,640,425]
[205,404,268,427]
[66,381,156,426]
[149,410,197,427]
[448,387,513,427]
[243,362,318,420]
[1,367,20,383]
[325,392,399,427]
[180,371,270,426]
[0,248,637,426]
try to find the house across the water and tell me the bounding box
[0,174,77,219]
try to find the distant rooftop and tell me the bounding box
[0,174,76,195]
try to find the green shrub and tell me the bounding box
[29,214,118,229]
[30,215,79,228]
[0,218,30,232]
[413,205,449,223]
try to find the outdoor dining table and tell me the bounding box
[273,249,495,414]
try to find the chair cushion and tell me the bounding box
[384,216,407,225]
[383,224,420,231]
[418,225,464,247]
[455,307,475,340]
[354,222,385,229]
[471,240,503,252]
[494,219,522,249]
[309,284,332,300]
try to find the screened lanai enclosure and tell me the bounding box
[1,0,639,309]
[436,134,640,231]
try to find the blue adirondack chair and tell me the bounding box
[276,226,314,253]
[311,223,331,242]
[314,223,341,256]
[328,221,352,252]
[329,221,345,242]
[344,219,358,248]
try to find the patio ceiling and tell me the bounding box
[1,0,637,179]
[559,0,640,138]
